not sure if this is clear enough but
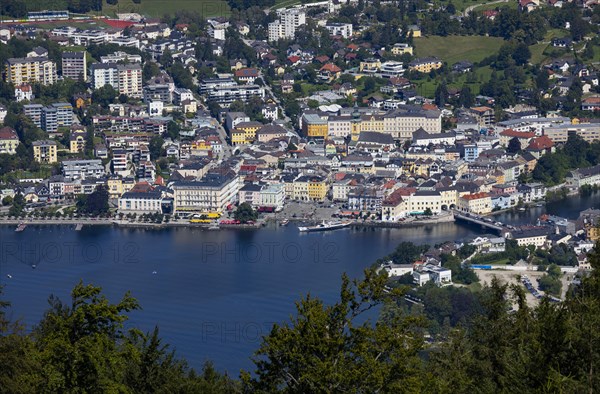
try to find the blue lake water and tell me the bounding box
[0,191,598,374]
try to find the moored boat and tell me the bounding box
[298,220,351,232]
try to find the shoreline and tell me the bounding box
[0,213,456,231]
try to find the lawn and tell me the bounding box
[529,28,570,65]
[414,35,504,65]
[101,0,230,18]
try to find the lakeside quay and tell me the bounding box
[0,211,456,230]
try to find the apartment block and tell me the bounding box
[41,103,73,133]
[207,84,265,105]
[5,57,57,85]
[62,51,87,81]
[33,140,58,163]
[268,8,306,41]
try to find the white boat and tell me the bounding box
[280,219,289,226]
[298,220,351,232]
[518,207,526,212]
[6,274,12,279]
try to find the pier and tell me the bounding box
[75,223,83,231]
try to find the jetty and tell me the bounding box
[75,223,83,231]
[15,223,27,232]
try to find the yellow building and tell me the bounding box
[0,126,19,155]
[235,121,262,142]
[457,192,492,215]
[408,57,442,73]
[302,113,328,138]
[69,131,86,154]
[360,115,385,133]
[359,58,381,73]
[408,25,422,38]
[5,57,57,85]
[190,139,212,156]
[293,175,328,202]
[231,129,247,145]
[107,176,123,198]
[391,43,413,56]
[32,140,57,163]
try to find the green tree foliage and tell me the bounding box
[0,283,239,392]
[92,85,118,108]
[149,135,165,161]
[8,193,25,216]
[234,202,258,223]
[76,185,109,216]
[507,136,522,154]
[242,269,425,392]
[383,242,429,265]
[533,135,600,185]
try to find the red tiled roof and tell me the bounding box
[461,192,489,200]
[315,55,330,63]
[500,128,535,138]
[422,103,438,111]
[527,135,554,151]
[320,63,342,73]
[0,127,18,140]
[234,68,258,78]
[287,56,300,63]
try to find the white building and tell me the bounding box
[118,190,164,214]
[62,159,105,180]
[172,173,241,213]
[380,61,405,78]
[15,84,33,102]
[100,51,142,64]
[325,22,353,38]
[268,8,306,41]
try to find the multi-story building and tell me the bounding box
[62,159,104,180]
[100,51,142,64]
[302,113,329,138]
[61,51,86,81]
[391,43,413,56]
[117,64,143,98]
[14,83,33,102]
[407,57,442,73]
[325,23,353,38]
[112,149,129,176]
[291,175,328,202]
[469,106,495,128]
[118,190,164,214]
[268,8,306,41]
[0,127,19,155]
[23,104,44,128]
[5,57,57,85]
[91,63,119,90]
[33,140,58,163]
[41,102,73,133]
[91,63,142,97]
[172,172,241,213]
[457,192,492,215]
[207,84,264,105]
[69,130,87,153]
[543,124,600,144]
[143,84,172,103]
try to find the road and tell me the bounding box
[463,0,509,16]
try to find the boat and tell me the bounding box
[6,274,12,279]
[518,207,526,212]
[280,219,289,226]
[15,223,27,232]
[298,220,351,232]
[534,203,544,207]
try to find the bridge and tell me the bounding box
[453,211,505,233]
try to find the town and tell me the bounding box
[0,0,600,284]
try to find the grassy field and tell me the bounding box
[529,28,570,65]
[101,0,230,18]
[414,35,504,64]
